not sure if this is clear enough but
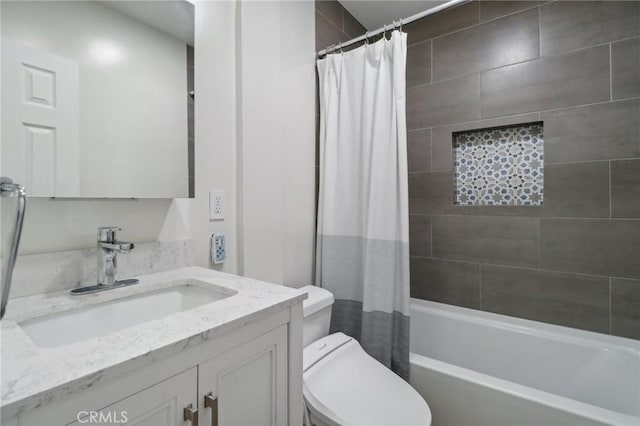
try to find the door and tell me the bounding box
[198,326,288,426]
[67,368,197,426]
[2,40,79,196]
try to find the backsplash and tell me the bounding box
[453,122,544,206]
[9,239,194,299]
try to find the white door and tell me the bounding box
[199,326,289,426]
[1,40,79,196]
[67,367,197,426]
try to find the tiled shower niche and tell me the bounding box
[453,122,544,206]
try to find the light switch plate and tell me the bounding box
[209,190,224,220]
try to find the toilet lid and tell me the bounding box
[303,333,431,426]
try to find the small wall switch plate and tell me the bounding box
[209,190,225,220]
[211,233,226,264]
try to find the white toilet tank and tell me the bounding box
[300,285,334,347]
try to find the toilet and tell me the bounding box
[301,285,432,426]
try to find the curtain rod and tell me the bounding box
[317,0,470,57]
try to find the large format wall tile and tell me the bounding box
[540,219,640,279]
[433,8,539,81]
[410,257,480,308]
[407,74,480,129]
[611,278,640,339]
[481,45,610,118]
[612,37,640,100]
[611,159,640,218]
[405,2,479,45]
[431,113,540,171]
[541,162,610,218]
[540,1,640,56]
[316,11,350,51]
[409,172,479,215]
[316,0,343,28]
[407,41,431,88]
[479,1,545,23]
[542,99,640,163]
[407,129,431,172]
[432,215,539,267]
[343,8,366,38]
[409,215,431,257]
[481,265,610,333]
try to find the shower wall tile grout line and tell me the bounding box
[406,97,640,132]
[410,254,637,282]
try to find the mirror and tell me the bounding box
[1,1,194,198]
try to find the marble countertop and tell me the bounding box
[1,266,306,418]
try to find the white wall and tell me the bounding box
[239,0,316,287]
[2,1,187,197]
[187,0,239,273]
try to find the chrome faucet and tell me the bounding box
[97,227,134,285]
[70,227,139,295]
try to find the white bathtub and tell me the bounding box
[409,298,640,426]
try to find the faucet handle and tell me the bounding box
[97,226,121,243]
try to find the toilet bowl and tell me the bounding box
[301,285,432,426]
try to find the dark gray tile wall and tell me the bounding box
[407,41,431,88]
[479,1,545,23]
[315,0,365,51]
[611,159,640,218]
[407,129,431,172]
[432,215,539,267]
[433,8,539,81]
[406,1,640,338]
[611,278,640,339]
[481,45,610,118]
[405,2,479,45]
[539,1,640,56]
[541,99,640,163]
[411,257,480,308]
[407,74,480,128]
[540,219,640,279]
[481,265,610,333]
[612,37,640,100]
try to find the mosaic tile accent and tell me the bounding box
[453,122,544,206]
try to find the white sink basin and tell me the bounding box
[19,283,236,348]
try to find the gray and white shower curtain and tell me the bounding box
[316,31,410,379]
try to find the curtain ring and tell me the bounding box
[338,42,343,55]
[399,18,403,32]
[365,31,369,45]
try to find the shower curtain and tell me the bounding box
[316,31,410,379]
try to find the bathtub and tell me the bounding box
[409,298,640,426]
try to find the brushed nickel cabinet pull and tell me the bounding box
[204,392,218,426]
[184,403,199,426]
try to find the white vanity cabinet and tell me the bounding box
[70,368,198,426]
[198,326,288,426]
[12,307,302,426]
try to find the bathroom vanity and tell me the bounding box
[0,267,305,426]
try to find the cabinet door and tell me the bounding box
[67,367,197,426]
[198,325,288,426]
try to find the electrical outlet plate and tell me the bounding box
[211,233,226,264]
[209,190,225,220]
